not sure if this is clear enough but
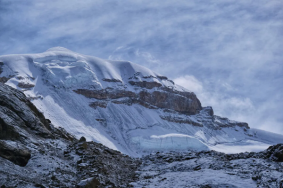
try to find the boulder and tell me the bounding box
[265,144,283,162]
[0,140,31,166]
[77,177,100,188]
[79,136,87,142]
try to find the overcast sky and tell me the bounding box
[0,0,282,133]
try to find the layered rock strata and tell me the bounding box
[74,86,202,115]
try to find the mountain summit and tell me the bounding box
[0,47,282,156]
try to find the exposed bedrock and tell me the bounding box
[0,83,74,167]
[0,83,53,138]
[214,116,249,129]
[160,115,203,127]
[264,144,283,162]
[202,106,214,116]
[139,90,201,115]
[74,87,202,115]
[128,80,162,89]
[102,78,122,83]
[0,77,11,83]
[0,140,31,166]
[89,101,108,109]
[74,89,135,100]
[0,62,14,83]
[17,82,35,89]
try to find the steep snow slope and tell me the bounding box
[0,47,282,156]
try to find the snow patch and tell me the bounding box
[129,127,209,152]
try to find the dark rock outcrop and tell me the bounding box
[17,82,35,89]
[79,136,86,142]
[203,106,214,116]
[156,75,168,80]
[214,116,249,129]
[0,62,13,83]
[160,115,203,127]
[74,89,136,100]
[128,80,162,89]
[0,113,21,140]
[138,90,201,115]
[0,140,31,166]
[102,78,122,83]
[0,83,53,139]
[67,140,140,188]
[0,62,3,73]
[0,77,11,83]
[0,83,66,167]
[265,144,283,162]
[89,101,107,109]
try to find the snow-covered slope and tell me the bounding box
[0,47,282,156]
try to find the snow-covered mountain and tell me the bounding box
[0,47,282,156]
[1,82,283,187]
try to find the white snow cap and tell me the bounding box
[45,46,75,52]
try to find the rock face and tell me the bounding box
[265,144,283,162]
[0,62,14,83]
[0,83,78,168]
[0,83,56,166]
[89,101,108,109]
[214,115,249,129]
[17,82,35,89]
[128,80,162,89]
[102,78,122,83]
[138,89,201,115]
[0,83,53,140]
[160,115,203,127]
[74,86,202,115]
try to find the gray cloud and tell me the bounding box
[0,0,282,132]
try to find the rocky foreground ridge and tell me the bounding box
[1,83,283,187]
[133,144,283,188]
